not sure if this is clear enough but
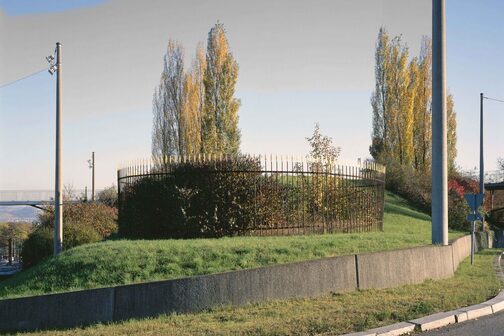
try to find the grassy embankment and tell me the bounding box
[16,250,504,336]
[0,191,464,299]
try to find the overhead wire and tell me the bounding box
[0,68,48,90]
[484,96,504,104]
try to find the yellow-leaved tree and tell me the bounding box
[370,28,457,173]
[202,23,241,155]
[447,93,457,173]
[412,38,432,173]
[152,23,241,164]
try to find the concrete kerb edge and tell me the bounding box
[340,250,504,336]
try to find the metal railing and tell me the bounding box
[117,155,386,236]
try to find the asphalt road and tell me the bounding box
[421,311,504,335]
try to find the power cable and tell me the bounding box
[0,68,47,90]
[484,96,504,104]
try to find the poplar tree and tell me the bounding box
[182,44,206,156]
[370,28,391,160]
[152,40,186,164]
[447,93,457,172]
[370,29,456,174]
[412,38,432,172]
[397,41,414,165]
[386,36,413,165]
[202,23,241,155]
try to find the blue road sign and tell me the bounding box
[467,213,483,222]
[464,193,484,213]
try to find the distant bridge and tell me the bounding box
[485,170,504,191]
[0,190,94,209]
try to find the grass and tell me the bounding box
[0,191,464,299]
[15,249,503,336]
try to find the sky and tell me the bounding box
[0,0,502,192]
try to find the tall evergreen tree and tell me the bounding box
[202,23,241,155]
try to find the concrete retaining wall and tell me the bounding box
[357,245,454,290]
[114,255,357,320]
[0,235,480,333]
[0,287,114,332]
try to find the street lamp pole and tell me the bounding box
[432,0,449,245]
[54,42,63,255]
[91,152,95,201]
[480,93,484,197]
[47,43,64,255]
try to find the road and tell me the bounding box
[0,260,20,276]
[421,311,504,335]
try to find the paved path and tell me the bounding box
[421,311,504,335]
[0,260,20,276]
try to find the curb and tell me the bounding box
[341,252,504,336]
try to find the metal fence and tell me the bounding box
[117,155,386,236]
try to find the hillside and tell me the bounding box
[0,191,464,299]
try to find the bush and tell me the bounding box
[97,186,118,208]
[21,224,101,267]
[38,203,118,237]
[384,159,481,232]
[447,189,471,231]
[448,176,480,232]
[20,228,52,268]
[385,160,431,214]
[21,203,118,267]
[120,157,268,238]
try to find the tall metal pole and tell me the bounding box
[54,42,63,255]
[432,0,448,245]
[8,238,12,266]
[91,152,95,202]
[480,93,484,196]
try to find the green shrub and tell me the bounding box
[21,203,118,267]
[385,158,482,232]
[20,228,52,268]
[119,176,189,238]
[447,189,471,231]
[21,224,101,267]
[97,186,118,208]
[120,157,270,238]
[385,159,431,214]
[38,203,118,237]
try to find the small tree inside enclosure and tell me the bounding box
[117,156,385,239]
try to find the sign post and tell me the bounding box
[465,193,484,265]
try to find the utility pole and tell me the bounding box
[88,152,95,201]
[432,0,448,245]
[54,42,63,255]
[47,43,63,255]
[480,93,484,197]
